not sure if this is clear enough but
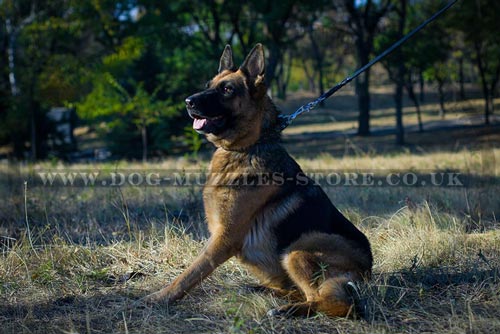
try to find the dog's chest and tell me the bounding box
[238,210,280,269]
[237,194,302,269]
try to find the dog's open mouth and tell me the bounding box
[190,113,226,134]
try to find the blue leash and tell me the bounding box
[279,0,458,130]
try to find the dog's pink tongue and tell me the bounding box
[193,118,207,130]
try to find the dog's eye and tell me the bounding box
[205,81,211,89]
[223,86,234,95]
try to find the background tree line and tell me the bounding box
[0,0,498,161]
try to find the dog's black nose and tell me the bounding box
[185,97,195,108]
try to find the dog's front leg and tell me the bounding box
[144,236,235,304]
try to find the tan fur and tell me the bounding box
[276,233,370,317]
[143,44,372,317]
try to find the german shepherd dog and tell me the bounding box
[144,44,373,317]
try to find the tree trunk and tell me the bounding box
[302,59,316,92]
[317,64,325,107]
[4,21,25,159]
[489,63,500,115]
[283,52,292,98]
[437,80,446,119]
[308,26,325,107]
[458,56,466,100]
[356,73,371,136]
[5,7,36,160]
[395,0,407,146]
[141,125,148,163]
[265,44,282,89]
[355,41,371,136]
[30,110,37,161]
[395,75,405,145]
[419,70,425,102]
[344,0,391,136]
[5,7,36,97]
[275,51,292,100]
[474,41,490,125]
[5,18,20,97]
[11,132,25,160]
[275,60,286,100]
[405,79,423,132]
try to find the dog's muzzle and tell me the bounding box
[186,90,228,134]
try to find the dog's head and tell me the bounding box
[186,44,279,150]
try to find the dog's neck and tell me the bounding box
[213,95,282,153]
[256,95,282,142]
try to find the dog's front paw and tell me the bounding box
[130,289,175,309]
[142,291,167,304]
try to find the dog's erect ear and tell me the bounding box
[240,44,265,79]
[218,45,234,73]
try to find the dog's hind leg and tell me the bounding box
[269,233,370,317]
[270,251,354,317]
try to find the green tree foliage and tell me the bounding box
[77,36,177,161]
[0,0,92,159]
[0,0,214,160]
[0,0,497,160]
[73,1,219,160]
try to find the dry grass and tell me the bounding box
[1,88,499,333]
[1,208,499,333]
[1,144,499,334]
